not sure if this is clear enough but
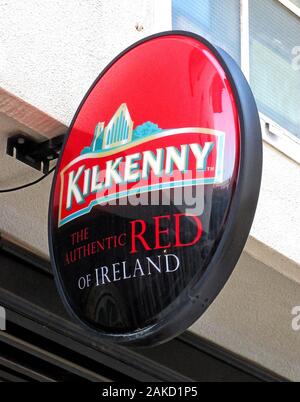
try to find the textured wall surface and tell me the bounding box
[191,250,300,382]
[252,142,300,264]
[0,0,170,124]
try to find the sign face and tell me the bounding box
[49,32,262,346]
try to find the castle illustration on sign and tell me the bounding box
[81,103,163,155]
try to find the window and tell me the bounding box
[250,0,300,139]
[172,0,241,64]
[172,0,300,146]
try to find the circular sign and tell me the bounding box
[49,32,262,346]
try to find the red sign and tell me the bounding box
[49,32,262,346]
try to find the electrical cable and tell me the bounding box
[0,166,56,193]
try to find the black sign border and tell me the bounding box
[48,31,262,347]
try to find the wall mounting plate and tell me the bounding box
[6,133,65,174]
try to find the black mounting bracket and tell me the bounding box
[6,133,65,174]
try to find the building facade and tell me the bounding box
[0,0,299,381]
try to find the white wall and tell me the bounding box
[191,249,300,382]
[0,0,171,124]
[252,142,300,264]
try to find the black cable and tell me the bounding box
[0,166,56,193]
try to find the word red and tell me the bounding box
[130,213,202,254]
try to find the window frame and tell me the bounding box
[167,0,300,163]
[278,0,300,18]
[241,0,300,163]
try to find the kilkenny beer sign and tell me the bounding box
[49,32,262,346]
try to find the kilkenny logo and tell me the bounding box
[58,104,226,227]
[81,103,163,155]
